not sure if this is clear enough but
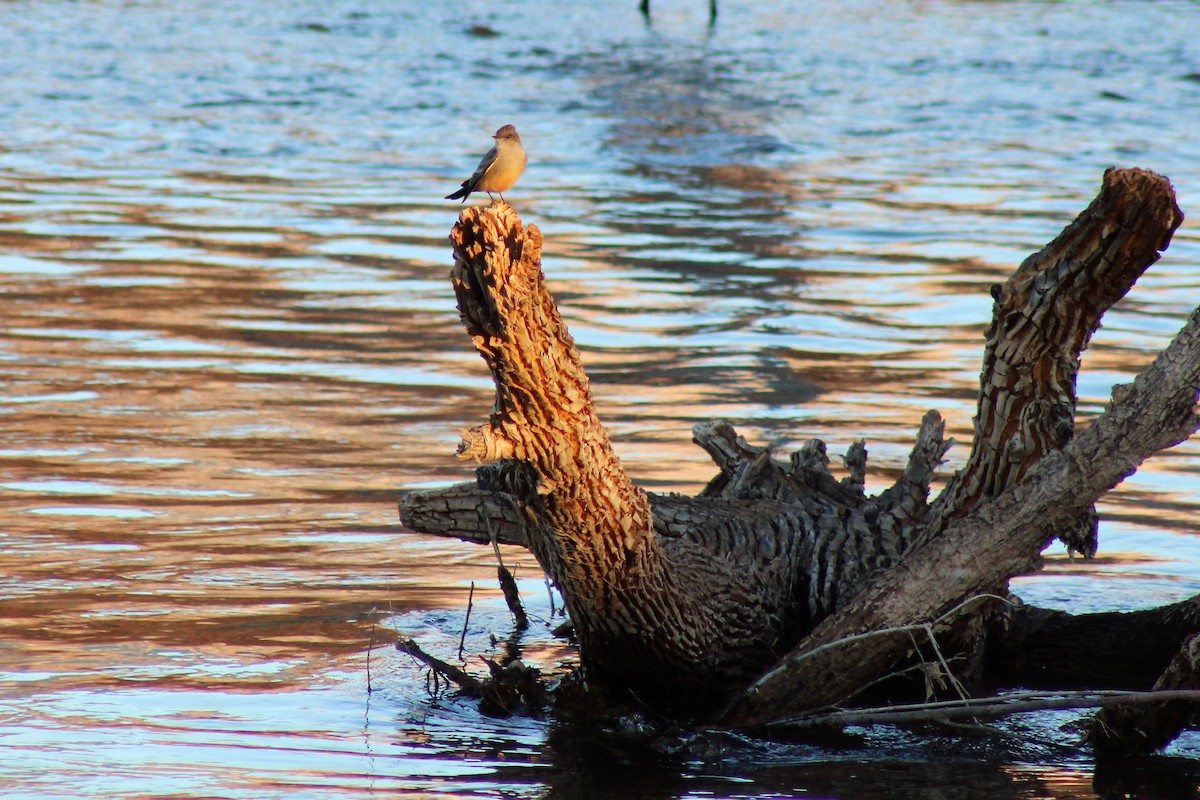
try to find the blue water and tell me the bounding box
[1,0,1199,796]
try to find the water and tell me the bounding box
[1,0,1199,796]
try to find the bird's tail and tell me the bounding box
[444,182,471,202]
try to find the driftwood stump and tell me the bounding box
[401,168,1200,752]
[443,203,807,711]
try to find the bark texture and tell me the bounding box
[922,170,1181,551]
[1091,633,1200,755]
[400,170,1198,742]
[722,167,1193,725]
[447,204,806,710]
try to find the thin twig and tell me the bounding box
[767,593,1014,677]
[367,608,377,694]
[458,581,476,659]
[765,689,1200,730]
[398,638,483,696]
[844,655,967,700]
[487,512,528,630]
[922,621,971,703]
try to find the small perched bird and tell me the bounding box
[445,124,527,204]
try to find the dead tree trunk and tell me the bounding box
[400,169,1199,746]
[445,205,809,712]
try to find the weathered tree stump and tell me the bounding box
[443,203,809,711]
[400,168,1200,752]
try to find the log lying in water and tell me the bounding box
[1090,632,1200,755]
[400,168,1200,750]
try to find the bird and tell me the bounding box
[445,124,527,204]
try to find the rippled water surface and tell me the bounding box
[2,0,1200,796]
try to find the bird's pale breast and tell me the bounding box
[476,144,527,193]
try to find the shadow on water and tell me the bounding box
[376,581,1200,799]
[537,720,1045,800]
[462,698,1200,800]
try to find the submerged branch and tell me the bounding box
[766,689,1200,731]
[397,638,483,695]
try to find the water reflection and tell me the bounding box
[1,0,1199,795]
